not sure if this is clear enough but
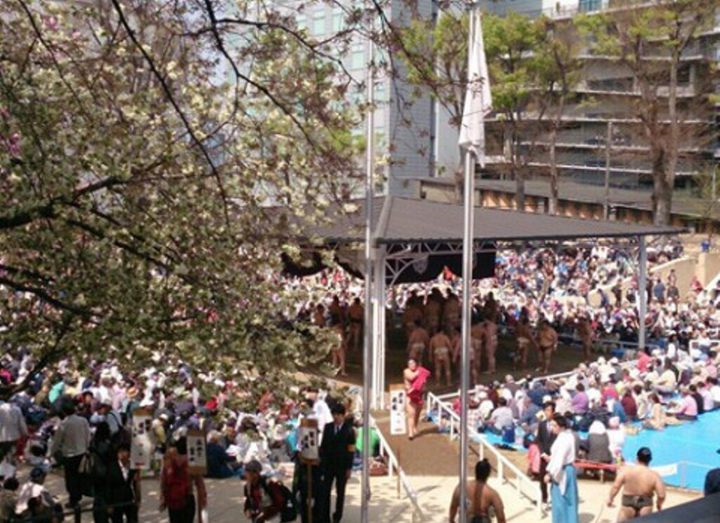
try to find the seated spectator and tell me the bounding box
[571,383,589,415]
[607,417,625,461]
[672,387,699,421]
[620,388,638,421]
[15,467,62,523]
[206,431,241,479]
[484,398,514,435]
[0,477,19,522]
[708,377,720,409]
[583,421,612,464]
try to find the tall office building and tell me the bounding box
[267,0,439,196]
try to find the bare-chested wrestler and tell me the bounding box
[430,328,453,387]
[331,323,348,377]
[407,320,430,365]
[536,319,558,374]
[452,327,478,386]
[607,447,666,521]
[424,289,443,336]
[483,318,498,375]
[471,319,486,374]
[403,296,424,337]
[443,291,461,332]
[347,297,363,352]
[483,292,499,323]
[515,312,536,370]
[328,294,346,327]
[313,303,326,328]
[404,358,429,440]
[577,314,594,362]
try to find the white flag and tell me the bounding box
[458,9,492,164]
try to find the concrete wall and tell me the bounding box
[696,252,720,287]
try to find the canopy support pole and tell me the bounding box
[638,236,647,350]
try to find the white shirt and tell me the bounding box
[0,401,28,443]
[547,431,576,495]
[312,399,333,435]
[710,385,720,403]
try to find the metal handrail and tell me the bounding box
[426,392,543,517]
[369,414,425,522]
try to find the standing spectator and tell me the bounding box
[243,459,284,522]
[0,397,28,466]
[106,443,141,523]
[544,414,579,523]
[160,437,207,523]
[91,422,114,523]
[536,402,557,510]
[319,404,355,523]
[50,401,90,509]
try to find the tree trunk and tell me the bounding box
[548,124,559,215]
[515,164,525,210]
[662,53,680,225]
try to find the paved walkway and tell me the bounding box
[33,461,700,523]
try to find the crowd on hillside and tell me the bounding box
[0,351,371,523]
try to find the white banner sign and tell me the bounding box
[299,418,319,462]
[390,386,407,436]
[187,430,207,474]
[130,410,152,470]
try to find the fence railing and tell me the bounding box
[369,414,425,522]
[426,392,543,517]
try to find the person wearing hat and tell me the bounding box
[607,447,666,521]
[243,459,285,522]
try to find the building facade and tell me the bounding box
[479,0,720,193]
[273,0,438,196]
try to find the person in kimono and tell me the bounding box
[544,414,579,523]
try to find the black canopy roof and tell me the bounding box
[312,196,683,245]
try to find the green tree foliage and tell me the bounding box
[0,0,359,401]
[577,0,720,225]
[483,12,547,210]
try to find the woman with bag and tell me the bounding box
[160,437,207,523]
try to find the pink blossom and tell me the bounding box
[43,16,59,31]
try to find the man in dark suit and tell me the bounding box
[536,401,556,509]
[105,443,140,523]
[319,403,355,523]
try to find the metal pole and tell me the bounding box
[459,149,476,523]
[638,236,647,350]
[604,121,612,220]
[372,248,383,409]
[361,30,375,523]
[378,247,387,410]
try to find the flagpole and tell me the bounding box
[361,25,375,523]
[459,145,476,523]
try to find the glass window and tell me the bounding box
[312,11,325,36]
[351,44,365,70]
[332,8,344,32]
